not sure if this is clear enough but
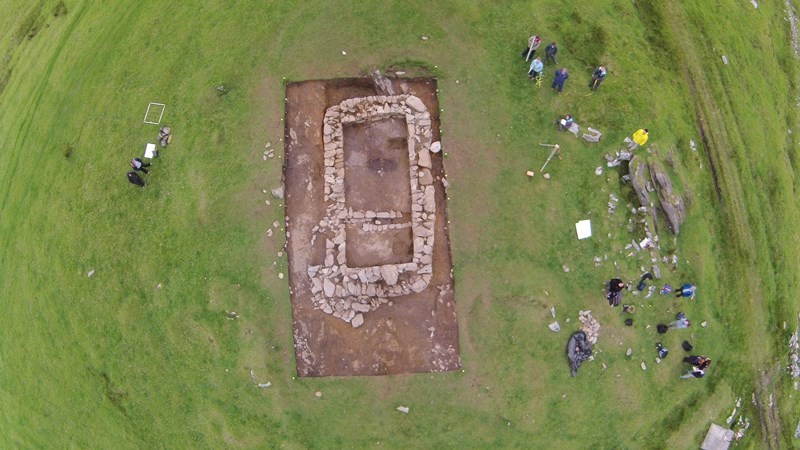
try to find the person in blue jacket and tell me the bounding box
[551,67,569,93]
[675,284,697,299]
[528,57,543,80]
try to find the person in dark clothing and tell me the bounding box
[127,171,145,187]
[130,157,151,174]
[683,355,712,370]
[606,278,626,307]
[589,66,607,91]
[551,67,569,93]
[636,272,654,291]
[608,278,626,293]
[544,42,558,65]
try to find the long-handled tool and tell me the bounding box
[540,144,560,173]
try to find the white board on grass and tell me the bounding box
[575,220,592,240]
[144,143,157,159]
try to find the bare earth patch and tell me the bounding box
[284,78,460,376]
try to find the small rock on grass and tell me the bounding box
[278,273,284,279]
[87,269,95,277]
[641,362,647,371]
[315,391,322,398]
[396,406,410,413]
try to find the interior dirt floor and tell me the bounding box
[283,77,460,376]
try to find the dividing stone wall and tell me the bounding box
[306,95,439,327]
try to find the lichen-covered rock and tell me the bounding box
[629,156,650,208]
[649,160,686,235]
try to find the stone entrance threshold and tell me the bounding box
[283,78,460,376]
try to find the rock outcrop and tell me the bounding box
[628,156,686,235]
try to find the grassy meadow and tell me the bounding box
[0,0,798,448]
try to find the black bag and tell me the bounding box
[682,340,693,351]
[657,324,668,334]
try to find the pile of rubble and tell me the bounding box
[579,310,600,344]
[157,126,173,148]
[306,94,439,327]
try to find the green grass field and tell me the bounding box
[1,1,798,448]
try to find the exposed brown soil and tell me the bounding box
[283,77,460,377]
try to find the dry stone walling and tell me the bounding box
[306,95,438,328]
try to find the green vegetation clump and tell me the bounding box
[52,1,67,17]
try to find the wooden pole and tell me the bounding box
[525,36,534,61]
[540,144,560,172]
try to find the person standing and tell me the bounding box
[626,128,649,150]
[130,157,151,174]
[551,67,569,94]
[522,35,542,61]
[675,283,697,299]
[127,171,145,187]
[528,57,543,80]
[544,42,558,65]
[589,66,607,91]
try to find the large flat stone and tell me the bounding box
[381,265,399,286]
[405,95,426,112]
[417,149,432,169]
[323,278,336,297]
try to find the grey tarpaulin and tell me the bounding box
[567,331,593,376]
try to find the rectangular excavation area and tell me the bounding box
[283,77,460,376]
[342,118,413,267]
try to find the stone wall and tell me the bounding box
[306,95,438,327]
